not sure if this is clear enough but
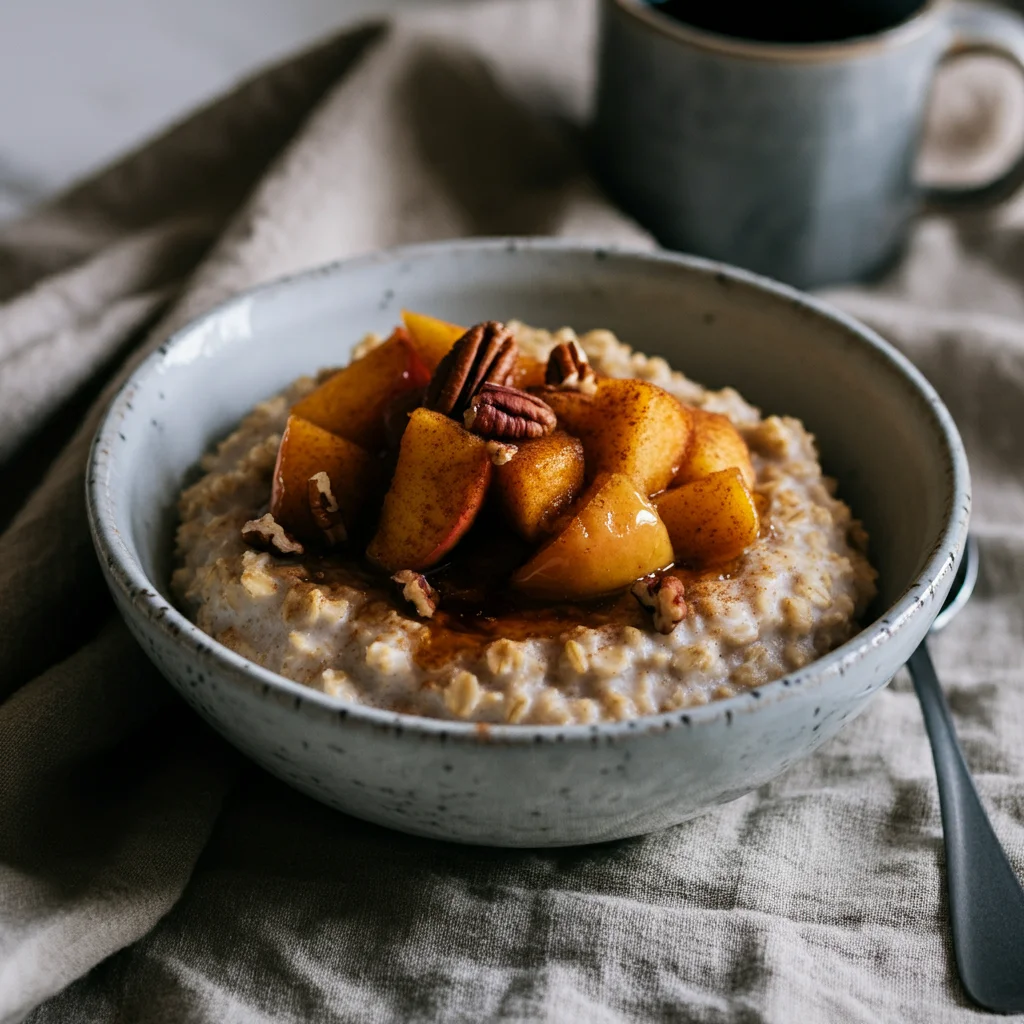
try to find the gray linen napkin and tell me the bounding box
[1,2,1022,1021]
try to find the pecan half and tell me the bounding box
[546,339,597,395]
[463,383,556,440]
[392,570,439,618]
[308,472,348,546]
[241,513,304,556]
[424,321,518,419]
[632,575,687,634]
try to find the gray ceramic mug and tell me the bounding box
[594,0,1024,288]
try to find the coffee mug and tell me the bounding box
[594,0,1024,288]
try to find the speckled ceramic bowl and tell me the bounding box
[87,239,970,847]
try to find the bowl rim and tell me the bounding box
[87,236,971,745]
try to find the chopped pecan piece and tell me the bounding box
[546,339,597,395]
[308,472,348,546]
[463,383,556,440]
[631,575,687,634]
[424,321,518,419]
[485,440,519,465]
[241,513,304,556]
[392,570,439,618]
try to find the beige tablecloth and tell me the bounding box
[2,2,1023,1021]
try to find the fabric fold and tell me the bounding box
[0,2,1022,1022]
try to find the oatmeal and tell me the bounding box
[172,314,877,725]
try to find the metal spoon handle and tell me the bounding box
[908,642,1024,1013]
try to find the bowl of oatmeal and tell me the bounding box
[87,239,970,846]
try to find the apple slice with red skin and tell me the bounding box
[367,408,493,572]
[270,415,378,543]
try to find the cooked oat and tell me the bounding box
[172,323,877,724]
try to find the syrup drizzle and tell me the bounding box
[295,506,743,671]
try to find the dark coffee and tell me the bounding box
[644,0,928,44]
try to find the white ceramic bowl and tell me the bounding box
[87,239,970,847]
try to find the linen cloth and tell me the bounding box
[2,1,1023,1020]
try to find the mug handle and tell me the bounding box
[923,0,1024,210]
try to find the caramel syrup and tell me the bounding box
[294,505,739,671]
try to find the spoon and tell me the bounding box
[907,535,1024,1012]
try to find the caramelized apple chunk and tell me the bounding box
[655,467,760,566]
[494,430,585,541]
[511,472,674,601]
[509,355,547,390]
[270,416,378,543]
[675,408,755,489]
[291,331,430,450]
[536,379,691,495]
[401,310,466,371]
[367,408,492,572]
[585,379,693,494]
[534,387,596,440]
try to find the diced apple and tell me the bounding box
[675,408,755,489]
[655,467,760,566]
[533,387,596,439]
[494,431,585,541]
[367,408,492,572]
[401,309,466,371]
[512,473,674,601]
[582,378,693,494]
[510,355,547,390]
[291,332,430,450]
[270,416,378,542]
